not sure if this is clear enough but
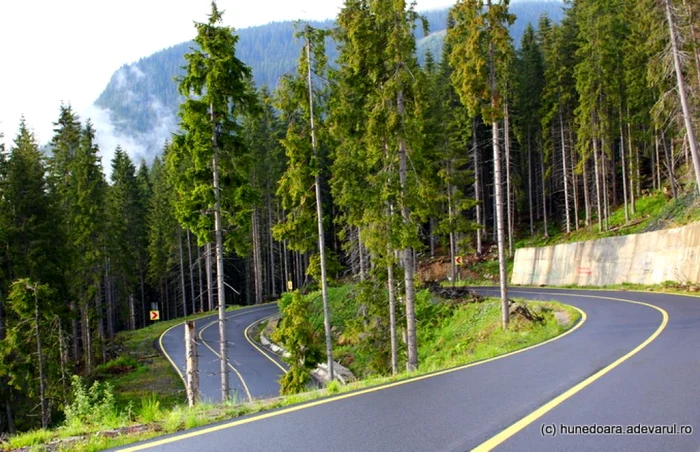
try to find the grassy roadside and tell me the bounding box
[2,306,249,452]
[3,294,578,451]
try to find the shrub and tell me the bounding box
[63,376,122,429]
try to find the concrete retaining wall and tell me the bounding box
[511,222,700,286]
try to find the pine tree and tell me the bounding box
[72,121,108,369]
[449,0,515,329]
[243,86,285,302]
[168,2,256,402]
[273,24,336,380]
[147,153,177,320]
[0,121,68,430]
[107,147,142,330]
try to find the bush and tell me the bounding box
[63,376,123,429]
[138,393,161,423]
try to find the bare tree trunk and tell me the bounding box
[540,146,549,238]
[185,321,199,407]
[487,8,509,329]
[282,239,290,292]
[583,155,591,227]
[34,289,48,428]
[358,226,366,281]
[655,128,662,190]
[57,320,68,403]
[527,133,535,236]
[560,110,571,233]
[593,136,603,231]
[104,259,115,343]
[212,104,229,403]
[570,127,580,230]
[665,0,700,193]
[178,228,188,317]
[267,195,277,298]
[620,110,629,222]
[398,88,418,371]
[429,218,436,258]
[139,272,145,329]
[602,137,610,230]
[473,119,483,254]
[82,303,92,372]
[387,204,398,376]
[662,130,678,199]
[95,282,106,364]
[197,246,204,312]
[128,294,135,332]
[447,175,456,287]
[627,117,636,214]
[504,103,514,257]
[683,0,700,88]
[4,395,15,434]
[307,39,334,381]
[187,230,196,314]
[252,209,263,305]
[205,243,213,312]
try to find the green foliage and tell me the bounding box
[325,379,340,394]
[279,367,312,396]
[64,376,122,429]
[168,3,258,255]
[273,292,323,394]
[305,250,342,286]
[273,24,332,254]
[138,393,162,423]
[448,0,515,123]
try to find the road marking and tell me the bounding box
[197,306,277,403]
[158,304,276,403]
[244,314,288,373]
[122,303,586,451]
[472,292,669,451]
[158,323,188,387]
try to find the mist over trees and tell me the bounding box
[1,0,699,432]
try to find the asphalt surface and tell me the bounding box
[158,303,286,403]
[123,288,699,451]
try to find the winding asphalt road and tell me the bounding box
[121,288,699,451]
[158,303,287,403]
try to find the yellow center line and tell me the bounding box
[122,302,587,451]
[472,293,669,451]
[244,314,288,374]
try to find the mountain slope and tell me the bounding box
[93,3,565,161]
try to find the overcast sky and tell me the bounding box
[0,0,541,151]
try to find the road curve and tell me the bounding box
[158,303,286,403]
[120,289,700,451]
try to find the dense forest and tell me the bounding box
[1,0,699,432]
[93,2,564,159]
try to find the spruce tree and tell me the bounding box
[274,24,336,381]
[449,0,515,329]
[168,2,256,402]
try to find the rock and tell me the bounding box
[554,311,570,326]
[312,362,356,385]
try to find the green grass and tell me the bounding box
[514,190,698,249]
[4,291,579,451]
[419,300,579,372]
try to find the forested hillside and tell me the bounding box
[1,0,699,436]
[94,2,564,159]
